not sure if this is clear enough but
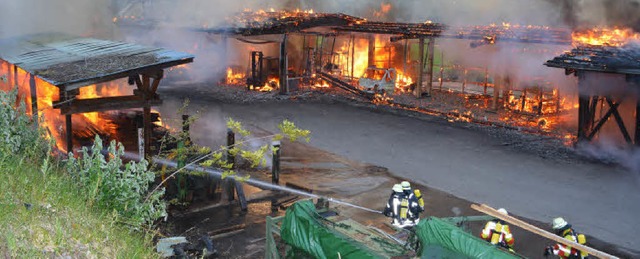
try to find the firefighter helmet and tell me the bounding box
[401,181,411,190]
[552,217,568,229]
[392,184,403,193]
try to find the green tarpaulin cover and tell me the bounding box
[415,217,519,259]
[280,200,379,259]
[280,201,520,259]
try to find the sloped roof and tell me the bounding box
[0,33,194,90]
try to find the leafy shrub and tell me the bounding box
[0,88,48,159]
[65,136,166,229]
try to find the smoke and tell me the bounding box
[577,139,640,173]
[0,0,115,38]
[545,0,640,31]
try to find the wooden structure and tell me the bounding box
[0,33,194,155]
[546,45,640,146]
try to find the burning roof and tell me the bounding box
[200,11,365,36]
[0,33,194,90]
[545,43,640,75]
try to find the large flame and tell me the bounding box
[572,27,640,46]
[1,60,132,152]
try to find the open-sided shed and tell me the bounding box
[0,33,194,154]
[545,45,640,146]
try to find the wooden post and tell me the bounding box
[415,38,424,98]
[235,181,248,211]
[440,51,445,91]
[279,34,288,95]
[143,106,151,158]
[271,141,281,212]
[13,65,17,88]
[483,68,489,95]
[462,69,467,95]
[318,35,324,71]
[538,88,544,115]
[271,141,281,185]
[65,113,72,152]
[426,38,435,95]
[368,34,375,68]
[226,129,236,201]
[577,72,589,142]
[29,74,38,118]
[403,39,408,81]
[350,34,355,79]
[493,77,501,111]
[635,96,640,146]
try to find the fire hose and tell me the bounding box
[120,151,384,214]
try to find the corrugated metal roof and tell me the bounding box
[0,33,194,90]
[545,44,640,75]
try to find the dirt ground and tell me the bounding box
[156,83,639,258]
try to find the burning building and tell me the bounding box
[111,2,640,148]
[0,33,193,155]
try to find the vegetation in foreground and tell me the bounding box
[0,89,160,257]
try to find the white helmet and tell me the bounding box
[497,208,508,216]
[552,217,568,230]
[392,184,403,193]
[400,181,411,191]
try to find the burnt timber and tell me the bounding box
[545,44,640,146]
[0,33,194,154]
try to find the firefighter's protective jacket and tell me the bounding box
[551,226,588,259]
[481,220,515,249]
[383,192,412,227]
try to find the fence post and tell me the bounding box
[226,129,236,201]
[271,141,281,212]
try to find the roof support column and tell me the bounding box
[415,38,424,98]
[279,34,288,95]
[29,74,38,123]
[368,34,375,68]
[635,95,640,146]
[426,37,435,96]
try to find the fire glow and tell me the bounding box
[572,27,640,47]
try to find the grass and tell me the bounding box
[0,154,159,258]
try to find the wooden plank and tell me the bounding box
[471,204,619,259]
[55,95,162,115]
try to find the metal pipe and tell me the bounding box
[119,151,384,214]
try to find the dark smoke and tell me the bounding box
[545,0,640,31]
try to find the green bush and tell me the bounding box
[0,88,48,159]
[65,136,166,229]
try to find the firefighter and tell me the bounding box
[480,208,515,252]
[544,217,589,258]
[383,184,410,228]
[400,181,424,224]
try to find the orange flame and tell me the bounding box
[226,67,246,85]
[572,27,640,46]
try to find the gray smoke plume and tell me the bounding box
[545,0,640,31]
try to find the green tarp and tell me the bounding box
[280,200,379,259]
[415,217,519,259]
[280,201,520,259]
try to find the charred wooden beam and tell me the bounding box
[606,98,633,144]
[415,38,425,98]
[587,98,620,140]
[54,96,162,115]
[279,34,288,94]
[29,74,37,119]
[636,97,640,146]
[317,71,373,99]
